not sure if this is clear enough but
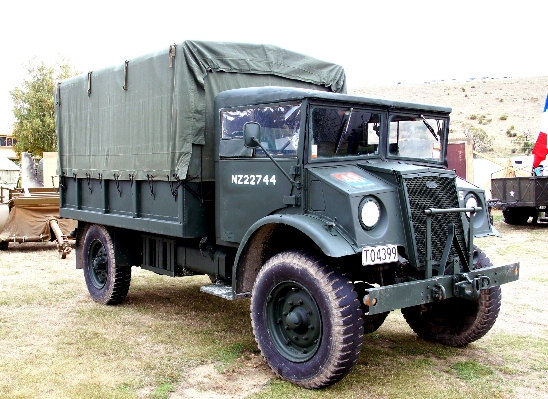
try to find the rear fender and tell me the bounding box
[76,222,141,269]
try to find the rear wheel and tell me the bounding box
[250,251,364,388]
[401,247,501,347]
[82,224,131,305]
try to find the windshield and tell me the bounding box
[309,106,381,160]
[388,114,446,162]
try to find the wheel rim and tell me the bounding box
[266,281,322,362]
[88,239,108,289]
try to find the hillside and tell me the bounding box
[350,76,548,157]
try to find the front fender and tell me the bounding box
[232,214,359,298]
[456,177,494,237]
[236,214,357,264]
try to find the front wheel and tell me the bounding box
[82,224,131,305]
[250,251,364,388]
[401,247,501,347]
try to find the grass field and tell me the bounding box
[0,218,546,399]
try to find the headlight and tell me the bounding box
[359,197,381,230]
[465,193,479,218]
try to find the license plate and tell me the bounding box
[362,245,398,265]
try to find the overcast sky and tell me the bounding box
[1,0,547,133]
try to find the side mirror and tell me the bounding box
[243,122,261,148]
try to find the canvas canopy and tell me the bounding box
[56,41,346,181]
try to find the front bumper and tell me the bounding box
[364,262,519,315]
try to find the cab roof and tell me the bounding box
[215,86,452,114]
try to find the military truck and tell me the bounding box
[56,41,519,388]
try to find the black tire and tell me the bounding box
[82,224,131,305]
[401,247,501,347]
[502,208,530,225]
[250,251,364,388]
[362,312,389,335]
[354,281,389,334]
[0,241,8,250]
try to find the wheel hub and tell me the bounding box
[286,307,308,331]
[266,282,322,362]
[88,240,108,289]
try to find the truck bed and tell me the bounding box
[490,175,548,208]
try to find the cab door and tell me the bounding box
[215,103,302,245]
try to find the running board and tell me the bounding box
[200,284,234,300]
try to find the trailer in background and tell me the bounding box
[490,175,548,224]
[0,187,76,257]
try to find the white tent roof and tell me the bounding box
[0,156,19,171]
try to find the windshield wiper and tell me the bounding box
[421,115,438,141]
[335,108,353,153]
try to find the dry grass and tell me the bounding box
[0,217,546,398]
[0,243,257,398]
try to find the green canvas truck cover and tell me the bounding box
[55,40,346,182]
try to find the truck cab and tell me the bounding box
[214,87,500,290]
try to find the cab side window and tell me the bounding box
[220,104,301,158]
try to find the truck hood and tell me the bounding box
[307,164,395,197]
[306,164,405,248]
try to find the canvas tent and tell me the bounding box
[55,40,346,182]
[0,188,77,255]
[0,204,76,244]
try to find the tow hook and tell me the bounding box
[454,274,491,300]
[431,283,446,301]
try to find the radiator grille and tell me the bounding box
[403,175,466,269]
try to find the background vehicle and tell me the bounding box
[0,153,75,256]
[491,174,548,224]
[56,41,519,388]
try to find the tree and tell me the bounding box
[462,123,493,155]
[10,60,77,159]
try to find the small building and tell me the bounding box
[0,134,17,161]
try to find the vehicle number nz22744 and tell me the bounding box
[362,245,398,265]
[231,175,277,185]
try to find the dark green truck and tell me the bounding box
[56,41,519,388]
